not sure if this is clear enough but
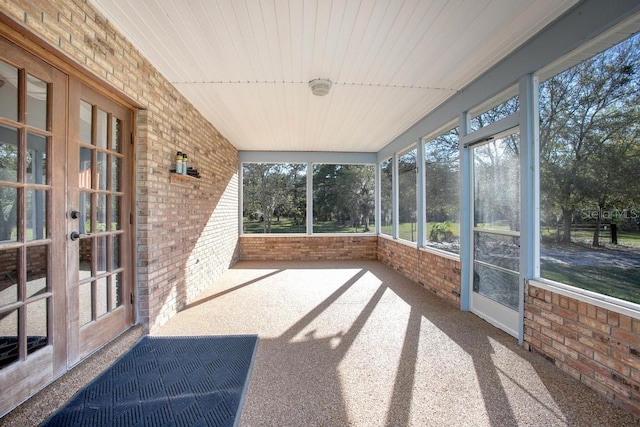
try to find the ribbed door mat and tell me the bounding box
[41,335,258,427]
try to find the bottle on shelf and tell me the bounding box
[182,153,188,175]
[175,151,183,174]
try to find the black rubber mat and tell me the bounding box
[41,335,258,427]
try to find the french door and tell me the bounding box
[0,36,133,416]
[470,129,521,337]
[0,36,67,415]
[67,82,133,365]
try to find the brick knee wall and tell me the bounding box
[377,236,461,308]
[525,285,640,415]
[239,235,377,261]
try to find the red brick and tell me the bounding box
[565,338,594,358]
[552,305,579,322]
[552,322,579,341]
[541,310,565,325]
[594,351,632,376]
[594,372,632,398]
[611,349,640,371]
[579,314,612,335]
[564,355,595,378]
[579,335,611,358]
[564,319,594,338]
[619,314,632,331]
[581,375,615,399]
[568,299,579,313]
[555,360,582,380]
[552,340,579,360]
[540,342,566,363]
[611,327,640,347]
[541,325,565,343]
[596,307,608,324]
[608,311,620,327]
[577,301,588,316]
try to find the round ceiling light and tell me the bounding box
[309,78,332,96]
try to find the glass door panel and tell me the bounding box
[68,82,131,363]
[471,131,521,335]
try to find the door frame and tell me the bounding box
[468,128,521,339]
[459,75,540,344]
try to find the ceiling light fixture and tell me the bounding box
[309,78,332,96]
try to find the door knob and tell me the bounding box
[70,210,80,219]
[70,231,91,241]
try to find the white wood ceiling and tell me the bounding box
[91,0,578,153]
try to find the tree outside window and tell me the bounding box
[539,33,640,304]
[242,163,307,234]
[424,127,460,254]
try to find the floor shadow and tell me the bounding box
[241,267,376,425]
[279,268,368,342]
[380,269,520,426]
[161,260,636,426]
[385,307,421,426]
[181,269,284,311]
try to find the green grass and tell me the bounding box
[243,218,374,234]
[541,261,640,304]
[619,231,640,245]
[379,222,417,240]
[243,217,306,233]
[542,227,640,247]
[312,221,373,233]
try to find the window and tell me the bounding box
[312,164,375,233]
[469,93,519,132]
[242,163,307,234]
[424,127,460,253]
[398,148,417,242]
[380,159,393,236]
[538,33,640,304]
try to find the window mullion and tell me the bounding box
[306,162,313,235]
[392,153,399,240]
[459,111,471,312]
[416,139,426,247]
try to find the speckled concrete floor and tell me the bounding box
[157,260,638,426]
[2,260,638,426]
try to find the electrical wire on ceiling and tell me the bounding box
[169,80,457,92]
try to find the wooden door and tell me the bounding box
[67,82,133,365]
[0,34,134,417]
[0,36,67,415]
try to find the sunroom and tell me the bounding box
[0,0,639,424]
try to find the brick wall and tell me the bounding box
[3,0,240,333]
[525,285,640,415]
[240,235,377,261]
[377,236,461,308]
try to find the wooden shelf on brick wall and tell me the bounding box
[170,172,200,185]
